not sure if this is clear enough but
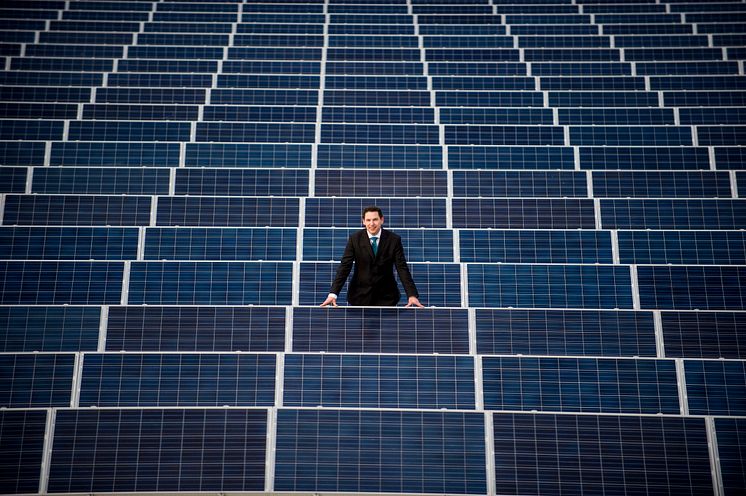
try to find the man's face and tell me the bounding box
[363,211,383,235]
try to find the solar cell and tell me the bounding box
[174,169,309,196]
[448,146,575,170]
[156,197,299,227]
[195,122,315,142]
[601,199,746,229]
[593,171,731,198]
[579,146,710,170]
[0,226,138,260]
[453,171,587,197]
[452,199,596,229]
[638,265,746,310]
[184,143,312,168]
[618,230,746,264]
[50,142,180,167]
[32,167,171,195]
[315,170,447,197]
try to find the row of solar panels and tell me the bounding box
[4,9,746,24]
[6,89,746,108]
[3,196,746,228]
[5,408,741,495]
[5,226,746,265]
[4,105,746,126]
[6,19,746,35]
[6,73,746,90]
[0,260,743,309]
[1,121,745,146]
[2,168,743,197]
[6,32,746,48]
[3,351,745,416]
[4,143,743,170]
[5,44,746,60]
[3,305,744,358]
[5,59,744,76]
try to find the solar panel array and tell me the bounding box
[1,0,745,494]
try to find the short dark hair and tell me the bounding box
[362,206,383,218]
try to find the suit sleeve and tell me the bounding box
[330,235,355,295]
[393,236,419,298]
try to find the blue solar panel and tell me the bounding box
[174,169,308,196]
[144,227,296,261]
[483,357,679,414]
[448,145,575,170]
[317,144,442,169]
[560,108,674,125]
[155,197,300,227]
[50,142,180,167]
[550,91,658,107]
[619,231,746,265]
[601,199,746,229]
[0,306,99,352]
[580,146,710,170]
[0,103,78,119]
[0,226,138,260]
[715,147,746,170]
[275,409,486,494]
[292,307,469,354]
[305,198,447,228]
[32,167,171,195]
[638,266,746,310]
[459,230,612,264]
[594,171,731,198]
[493,413,713,496]
[662,311,746,359]
[323,106,434,123]
[476,309,656,356]
[0,410,46,495]
[453,199,596,229]
[0,86,91,103]
[82,104,198,121]
[185,143,311,168]
[0,353,74,408]
[715,418,746,496]
[0,120,63,140]
[105,306,285,352]
[321,123,440,144]
[468,264,633,309]
[0,261,123,304]
[0,141,45,165]
[284,354,474,409]
[441,108,552,124]
[315,170,446,197]
[127,261,293,305]
[204,105,316,122]
[69,121,190,142]
[48,409,267,493]
[79,353,276,407]
[453,171,587,197]
[0,167,26,193]
[685,360,746,416]
[4,195,152,226]
[96,88,206,104]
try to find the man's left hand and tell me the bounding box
[405,296,424,308]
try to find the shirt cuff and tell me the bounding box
[327,293,338,300]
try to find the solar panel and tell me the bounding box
[0,306,100,352]
[638,265,746,310]
[476,309,656,356]
[493,413,713,496]
[0,353,74,408]
[715,418,746,496]
[618,230,746,265]
[0,410,47,495]
[483,356,679,414]
[79,353,276,407]
[48,409,267,493]
[274,409,486,494]
[685,359,746,415]
[292,307,468,354]
[284,354,475,409]
[452,199,596,229]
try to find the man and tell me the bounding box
[320,206,424,307]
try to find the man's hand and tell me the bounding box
[405,296,424,308]
[320,295,338,307]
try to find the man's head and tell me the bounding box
[362,206,384,235]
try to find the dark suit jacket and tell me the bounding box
[330,228,419,306]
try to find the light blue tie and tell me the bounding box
[371,236,378,256]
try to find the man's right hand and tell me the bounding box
[320,295,338,307]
